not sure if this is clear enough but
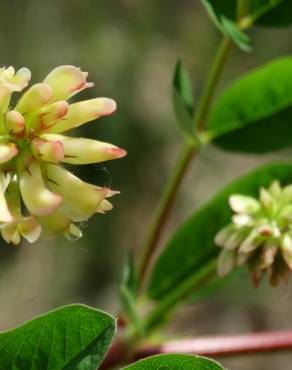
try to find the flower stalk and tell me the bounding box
[138,36,233,291]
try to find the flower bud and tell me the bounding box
[229,195,260,214]
[5,110,25,136]
[31,138,64,164]
[41,134,126,164]
[39,101,69,129]
[50,98,116,134]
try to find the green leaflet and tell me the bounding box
[0,304,115,370]
[122,354,224,370]
[201,0,251,51]
[200,0,292,50]
[207,56,292,153]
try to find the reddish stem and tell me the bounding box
[138,331,292,357]
[101,330,292,369]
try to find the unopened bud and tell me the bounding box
[5,110,25,136]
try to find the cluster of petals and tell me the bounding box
[215,181,292,286]
[0,65,126,245]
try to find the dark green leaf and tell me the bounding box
[200,0,251,51]
[148,162,292,300]
[122,354,224,369]
[208,56,292,153]
[188,269,240,303]
[252,0,292,27]
[0,304,115,370]
[172,60,195,138]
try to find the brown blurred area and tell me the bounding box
[0,1,292,369]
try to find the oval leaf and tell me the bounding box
[148,162,292,301]
[0,304,115,370]
[208,57,292,153]
[122,354,224,370]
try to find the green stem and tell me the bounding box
[145,259,217,333]
[193,36,232,132]
[137,36,232,292]
[138,142,197,290]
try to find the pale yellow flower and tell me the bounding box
[0,66,126,245]
[215,181,292,286]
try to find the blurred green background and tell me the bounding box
[0,0,292,369]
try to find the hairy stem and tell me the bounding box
[137,36,232,291]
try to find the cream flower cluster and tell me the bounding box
[0,65,126,245]
[215,181,292,286]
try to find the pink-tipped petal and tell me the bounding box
[106,147,127,159]
[43,65,92,100]
[49,98,117,134]
[31,138,64,164]
[5,110,25,135]
[19,160,63,216]
[39,101,69,129]
[40,133,126,164]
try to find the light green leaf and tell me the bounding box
[200,0,251,51]
[0,304,115,370]
[172,60,195,139]
[122,354,224,369]
[148,162,292,303]
[207,56,292,153]
[200,0,291,51]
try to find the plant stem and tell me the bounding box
[138,142,197,290]
[137,330,292,358]
[137,36,232,291]
[100,330,292,369]
[145,259,217,333]
[193,36,232,132]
